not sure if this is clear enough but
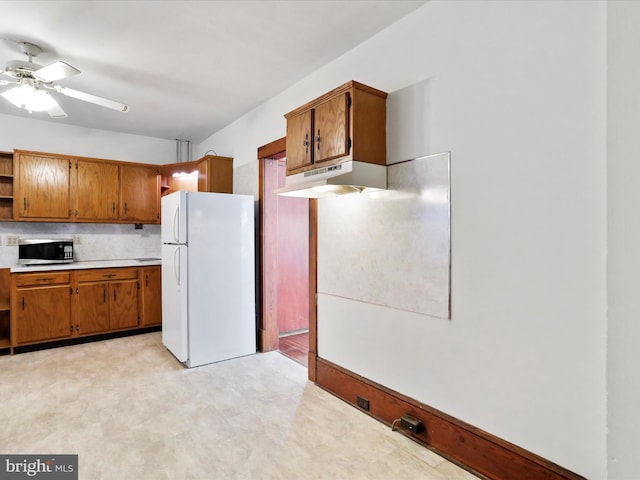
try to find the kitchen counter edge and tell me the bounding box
[10,258,162,273]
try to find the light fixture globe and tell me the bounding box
[1,79,59,112]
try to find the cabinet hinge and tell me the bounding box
[347,138,352,149]
[69,287,73,295]
[347,96,352,108]
[69,161,72,170]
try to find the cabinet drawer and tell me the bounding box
[76,268,139,282]
[14,271,71,287]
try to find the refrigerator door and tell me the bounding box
[161,243,188,362]
[186,193,256,367]
[161,191,187,244]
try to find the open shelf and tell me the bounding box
[0,152,13,221]
[0,268,10,352]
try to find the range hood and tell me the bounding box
[275,161,387,198]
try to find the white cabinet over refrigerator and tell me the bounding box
[161,191,256,367]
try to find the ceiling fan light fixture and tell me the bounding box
[1,80,58,113]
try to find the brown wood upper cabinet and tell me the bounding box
[74,159,119,221]
[13,150,160,224]
[160,155,233,197]
[120,164,160,223]
[284,81,387,176]
[14,152,72,220]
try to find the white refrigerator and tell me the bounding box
[161,191,256,367]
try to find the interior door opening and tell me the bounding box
[263,156,309,365]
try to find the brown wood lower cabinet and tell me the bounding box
[74,268,140,334]
[12,272,73,345]
[11,265,161,351]
[140,266,161,327]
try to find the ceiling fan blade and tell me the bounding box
[54,86,130,112]
[47,103,67,118]
[34,61,80,82]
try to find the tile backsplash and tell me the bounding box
[0,222,161,268]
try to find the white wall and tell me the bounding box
[197,2,607,478]
[0,112,175,164]
[607,2,640,479]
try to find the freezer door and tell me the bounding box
[161,244,188,362]
[161,191,187,244]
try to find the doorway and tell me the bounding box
[258,138,317,378]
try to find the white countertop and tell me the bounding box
[10,258,161,273]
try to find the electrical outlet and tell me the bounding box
[400,413,424,434]
[356,395,370,411]
[6,235,19,246]
[73,235,82,245]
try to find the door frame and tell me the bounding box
[257,137,318,381]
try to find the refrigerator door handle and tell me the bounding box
[172,205,180,243]
[173,247,180,286]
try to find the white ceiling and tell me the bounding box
[0,0,426,143]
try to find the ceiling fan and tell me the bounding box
[0,41,129,118]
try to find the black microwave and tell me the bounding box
[18,239,74,265]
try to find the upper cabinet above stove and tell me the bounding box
[284,80,387,176]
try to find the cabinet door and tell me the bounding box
[75,160,119,221]
[286,109,314,173]
[120,165,160,223]
[76,282,110,335]
[141,266,162,326]
[314,93,350,164]
[16,154,71,219]
[109,280,139,329]
[14,286,72,344]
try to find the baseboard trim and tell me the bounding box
[315,357,585,480]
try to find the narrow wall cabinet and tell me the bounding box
[284,81,387,176]
[0,152,14,221]
[140,266,162,326]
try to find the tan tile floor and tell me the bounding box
[0,332,481,479]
